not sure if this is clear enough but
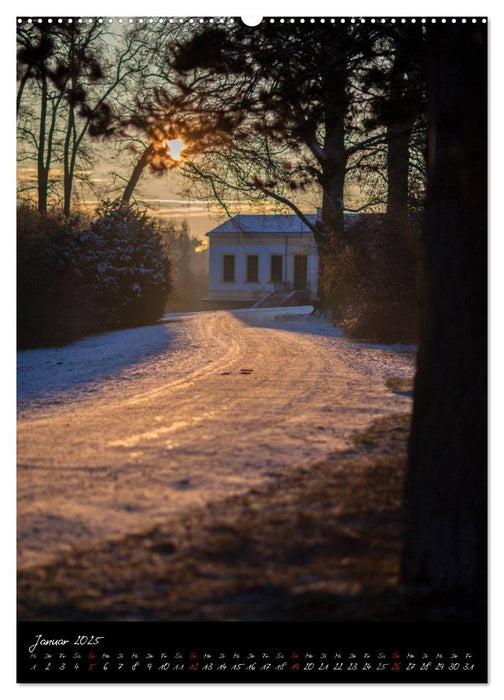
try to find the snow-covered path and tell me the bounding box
[17,307,416,569]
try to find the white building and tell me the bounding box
[205,214,319,307]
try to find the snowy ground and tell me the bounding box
[17,306,416,569]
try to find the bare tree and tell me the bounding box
[16,20,149,215]
[17,23,64,211]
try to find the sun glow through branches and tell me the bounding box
[165,138,186,161]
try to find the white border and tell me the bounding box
[3,3,502,700]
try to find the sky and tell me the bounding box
[17,133,320,240]
[17,164,320,240]
[15,15,329,240]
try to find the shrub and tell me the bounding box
[332,215,421,344]
[17,203,172,349]
[76,203,171,328]
[17,206,100,348]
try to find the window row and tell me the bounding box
[223,254,284,283]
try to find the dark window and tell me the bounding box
[270,255,283,283]
[223,254,235,282]
[246,255,259,283]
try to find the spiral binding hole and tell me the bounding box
[16,16,489,26]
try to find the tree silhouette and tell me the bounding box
[361,25,427,228]
[402,22,487,597]
[134,22,390,311]
[16,20,144,215]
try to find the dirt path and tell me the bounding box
[17,308,415,570]
[18,415,411,622]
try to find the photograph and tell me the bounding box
[16,14,487,683]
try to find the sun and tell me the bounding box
[164,138,186,161]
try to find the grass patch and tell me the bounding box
[385,376,414,393]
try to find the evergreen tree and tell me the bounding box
[77,202,172,327]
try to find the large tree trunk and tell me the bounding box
[402,23,487,593]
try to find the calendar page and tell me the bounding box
[16,13,487,683]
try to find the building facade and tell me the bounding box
[205,214,319,306]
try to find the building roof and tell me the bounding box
[206,213,364,236]
[206,214,314,236]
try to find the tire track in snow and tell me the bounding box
[17,308,415,569]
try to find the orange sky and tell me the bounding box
[17,159,321,239]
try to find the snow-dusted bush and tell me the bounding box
[17,206,99,348]
[76,203,171,328]
[17,203,172,349]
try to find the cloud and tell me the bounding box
[150,208,211,218]
[142,198,211,206]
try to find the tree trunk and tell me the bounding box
[37,75,48,213]
[402,23,487,594]
[386,123,411,224]
[63,33,77,219]
[63,103,76,218]
[17,68,31,115]
[318,60,347,314]
[43,95,62,206]
[385,33,416,227]
[121,145,154,207]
